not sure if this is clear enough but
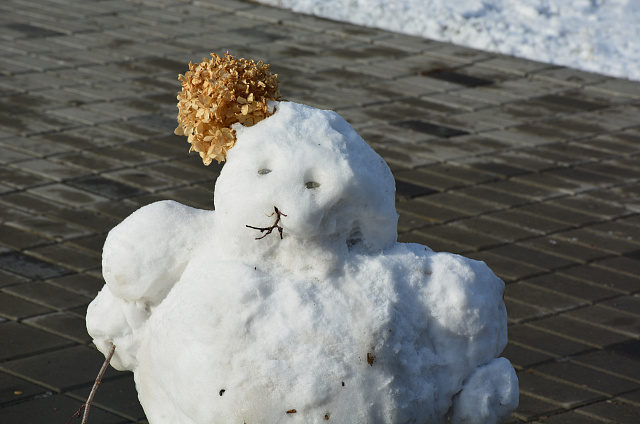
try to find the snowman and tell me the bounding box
[86,53,518,424]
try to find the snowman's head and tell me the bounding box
[212,102,397,266]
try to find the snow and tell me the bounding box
[87,101,518,423]
[256,0,640,81]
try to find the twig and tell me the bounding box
[246,206,287,239]
[71,343,115,424]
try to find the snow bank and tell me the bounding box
[258,0,640,81]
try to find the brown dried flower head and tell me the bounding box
[175,52,280,165]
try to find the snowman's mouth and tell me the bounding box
[246,206,287,240]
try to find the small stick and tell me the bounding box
[79,343,116,424]
[246,206,287,240]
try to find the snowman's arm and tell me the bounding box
[102,200,213,304]
[86,285,145,371]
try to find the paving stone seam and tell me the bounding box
[515,279,628,307]
[570,359,640,386]
[561,311,640,340]
[0,340,78,368]
[0,387,56,409]
[591,260,640,281]
[0,286,84,313]
[524,367,627,401]
[575,400,640,423]
[401,193,626,241]
[517,381,606,412]
[506,338,599,365]
[521,320,631,351]
[21,318,91,345]
[398,211,622,256]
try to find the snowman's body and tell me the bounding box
[87,102,518,424]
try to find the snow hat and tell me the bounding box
[174,52,280,165]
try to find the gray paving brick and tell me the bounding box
[530,411,607,423]
[453,216,537,242]
[420,224,503,251]
[44,207,119,233]
[566,305,640,339]
[594,255,640,281]
[573,346,640,383]
[47,273,105,300]
[396,198,468,223]
[588,79,640,99]
[0,370,50,406]
[502,342,555,370]
[397,211,436,232]
[397,230,469,255]
[0,321,71,360]
[485,209,572,234]
[467,251,546,282]
[504,298,552,324]
[13,158,89,180]
[588,219,640,244]
[520,236,611,264]
[454,185,531,207]
[393,168,466,191]
[0,391,126,423]
[0,224,51,250]
[508,324,594,358]
[617,390,640,408]
[486,243,579,271]
[0,251,72,280]
[506,282,587,313]
[0,166,53,190]
[601,296,640,317]
[65,234,107,256]
[0,145,35,163]
[3,281,91,310]
[532,66,608,87]
[56,152,127,173]
[0,344,120,391]
[560,264,640,295]
[28,183,111,207]
[515,202,606,227]
[517,370,604,409]
[24,311,92,344]
[0,268,29,288]
[576,399,640,424]
[529,315,632,348]
[25,244,101,273]
[420,191,504,215]
[5,216,92,242]
[511,392,563,422]
[535,359,639,397]
[550,228,640,255]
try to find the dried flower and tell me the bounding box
[175,52,280,165]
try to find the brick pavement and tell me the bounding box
[0,0,639,423]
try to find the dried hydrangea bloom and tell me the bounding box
[175,52,280,165]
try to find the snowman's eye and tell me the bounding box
[305,181,320,189]
[258,169,271,175]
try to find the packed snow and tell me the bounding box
[257,0,640,81]
[87,102,518,423]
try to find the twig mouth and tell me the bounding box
[246,206,287,240]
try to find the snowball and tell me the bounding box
[451,357,520,424]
